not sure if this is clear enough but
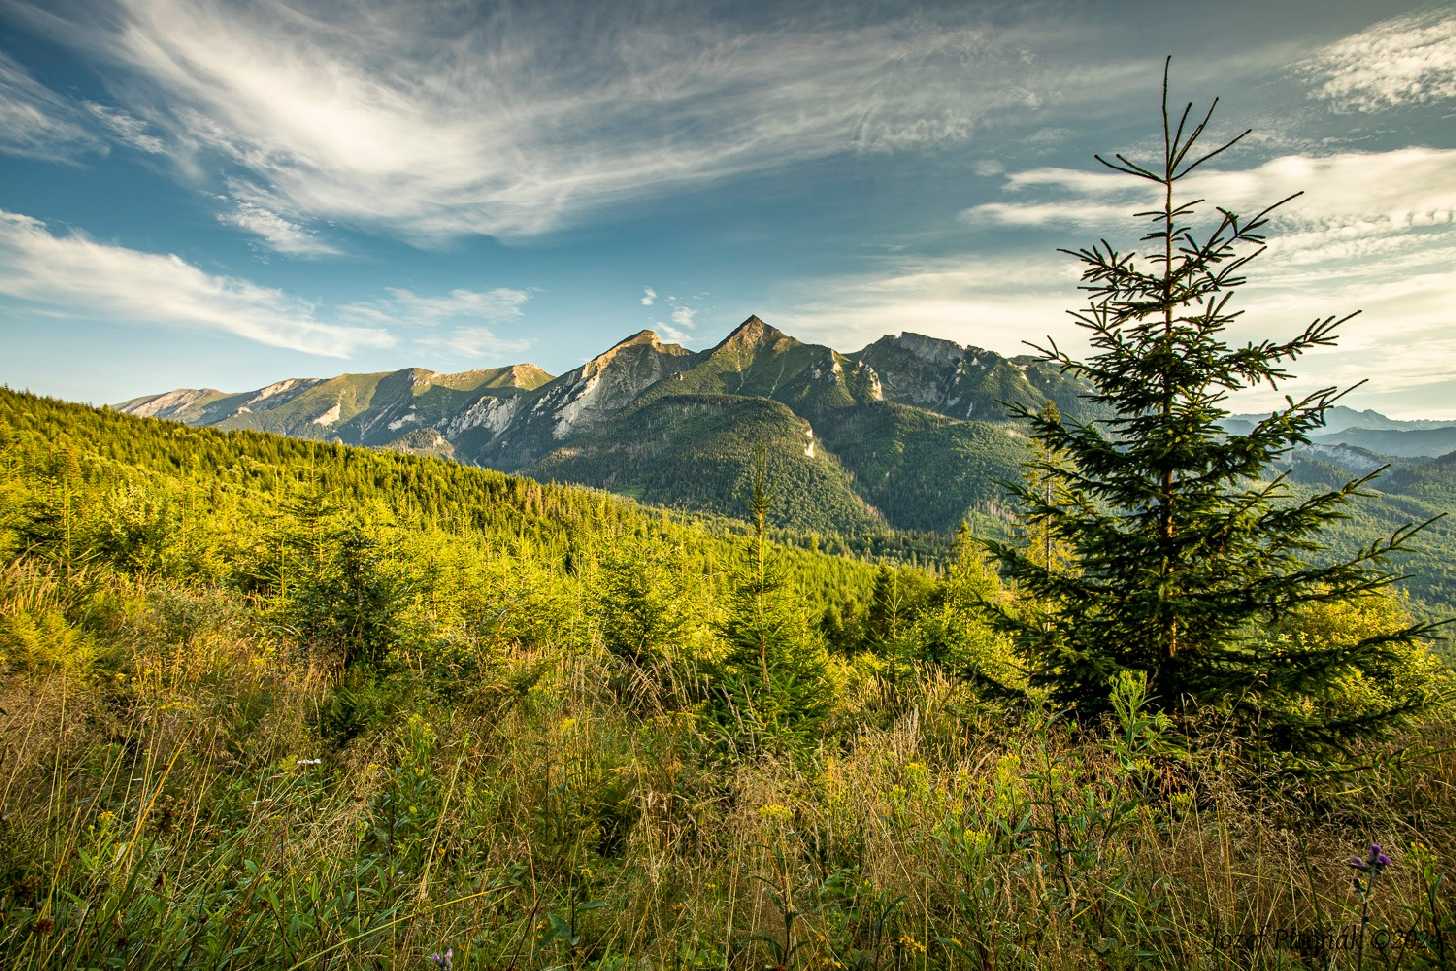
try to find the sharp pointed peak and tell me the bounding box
[716,314,788,350]
[733,313,776,333]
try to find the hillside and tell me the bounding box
[532,393,885,534]
[1283,445,1456,617]
[1311,425,1456,458]
[3,388,1454,969]
[119,364,554,460]
[1,389,881,605]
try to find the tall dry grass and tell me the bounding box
[1,560,1453,969]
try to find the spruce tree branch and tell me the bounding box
[1093,153,1162,182]
[1170,98,1218,172]
[1174,128,1253,178]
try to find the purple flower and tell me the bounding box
[428,948,453,969]
[1349,843,1392,876]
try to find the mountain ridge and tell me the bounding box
[117,315,1088,532]
[116,315,1455,534]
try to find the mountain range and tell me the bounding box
[117,314,1456,538]
[117,316,1093,533]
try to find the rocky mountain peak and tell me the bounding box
[718,314,785,350]
[505,364,550,390]
[583,329,687,372]
[886,332,966,366]
[117,388,223,420]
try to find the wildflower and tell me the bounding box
[894,933,927,954]
[297,758,322,767]
[1349,843,1393,968]
[1348,842,1392,874]
[757,802,793,824]
[428,947,453,969]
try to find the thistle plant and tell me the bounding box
[1350,842,1391,969]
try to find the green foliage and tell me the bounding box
[277,503,417,672]
[594,536,717,709]
[708,464,835,759]
[909,523,1026,697]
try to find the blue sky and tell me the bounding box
[2,0,1454,417]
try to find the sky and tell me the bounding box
[1,0,1454,418]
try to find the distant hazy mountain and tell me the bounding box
[117,315,1090,533]
[1222,405,1456,457]
[1225,405,1455,435]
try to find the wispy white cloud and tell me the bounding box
[776,252,1082,355]
[83,101,166,153]
[13,0,1143,242]
[963,148,1456,261]
[670,304,697,330]
[1301,10,1456,112]
[961,198,1130,229]
[640,287,657,306]
[340,286,530,329]
[415,326,529,360]
[654,303,700,344]
[217,199,341,256]
[0,209,393,356]
[655,322,690,344]
[0,51,101,160]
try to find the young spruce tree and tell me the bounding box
[984,60,1446,757]
[710,461,834,759]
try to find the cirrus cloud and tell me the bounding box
[414,326,530,360]
[83,101,166,153]
[217,199,342,256]
[9,0,1139,243]
[339,286,530,329]
[0,51,102,160]
[1301,10,1456,112]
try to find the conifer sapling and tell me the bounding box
[983,59,1448,757]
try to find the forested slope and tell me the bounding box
[2,388,1454,969]
[0,389,882,608]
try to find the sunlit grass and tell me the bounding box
[2,565,1452,968]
